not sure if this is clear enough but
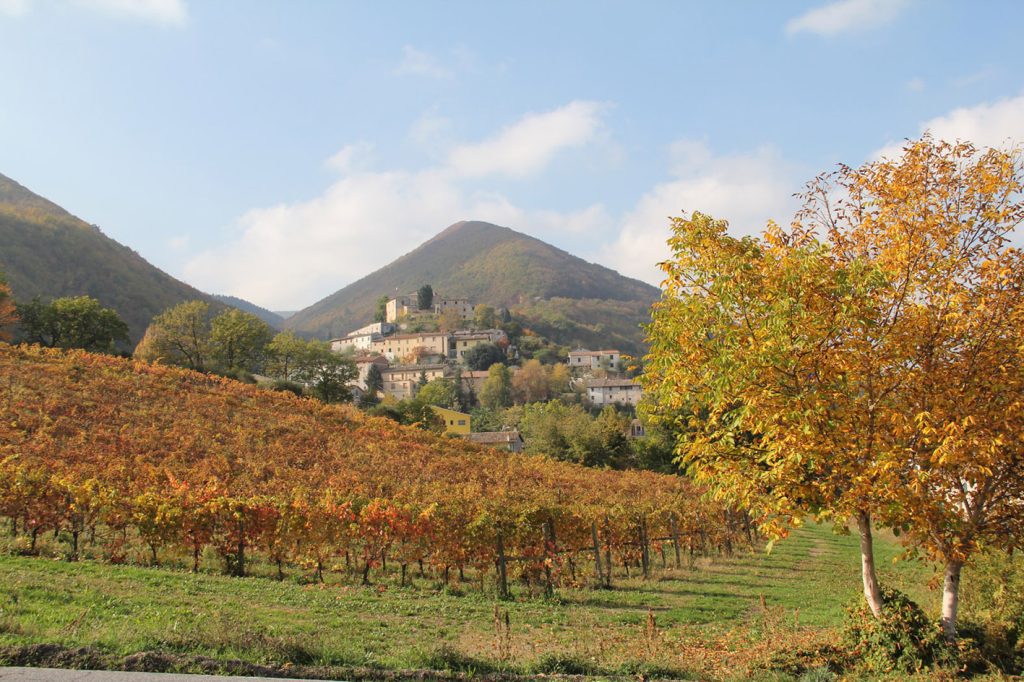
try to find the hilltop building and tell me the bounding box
[568,349,622,373]
[380,363,446,400]
[385,292,473,323]
[371,332,449,363]
[586,378,642,407]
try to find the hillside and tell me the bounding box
[285,221,660,354]
[0,173,213,342]
[211,294,284,327]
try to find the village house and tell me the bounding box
[458,370,490,396]
[380,363,446,400]
[330,331,380,353]
[432,296,473,319]
[370,332,450,363]
[450,331,496,360]
[567,349,622,373]
[385,293,473,323]
[465,430,524,453]
[352,353,389,391]
[586,378,643,407]
[428,405,471,435]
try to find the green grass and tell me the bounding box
[0,523,941,679]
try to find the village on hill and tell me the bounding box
[329,285,645,451]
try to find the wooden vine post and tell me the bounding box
[496,531,509,600]
[591,521,604,587]
[670,512,682,568]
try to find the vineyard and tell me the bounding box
[0,345,747,596]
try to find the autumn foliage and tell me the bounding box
[643,135,1024,639]
[0,344,740,589]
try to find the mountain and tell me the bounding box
[286,221,661,355]
[0,173,213,342]
[212,294,285,328]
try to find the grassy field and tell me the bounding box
[0,522,945,680]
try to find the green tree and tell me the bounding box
[463,342,505,371]
[365,363,383,393]
[134,300,212,370]
[210,309,274,372]
[16,296,129,353]
[473,304,496,329]
[374,295,390,323]
[293,340,357,403]
[414,377,460,409]
[417,284,433,311]
[479,362,512,410]
[266,331,306,381]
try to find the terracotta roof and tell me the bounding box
[586,379,641,388]
[568,349,621,356]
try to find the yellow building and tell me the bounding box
[428,405,471,435]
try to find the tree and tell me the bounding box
[463,342,505,371]
[414,378,460,410]
[365,363,384,393]
[643,136,1024,639]
[417,285,433,311]
[293,340,357,403]
[374,295,390,323]
[480,362,512,410]
[0,274,19,342]
[473,304,496,329]
[511,359,556,404]
[438,308,463,332]
[134,300,212,370]
[210,309,274,372]
[16,296,129,353]
[266,331,306,381]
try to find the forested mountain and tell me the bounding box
[211,294,284,328]
[286,221,660,355]
[0,173,213,342]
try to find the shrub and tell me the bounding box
[842,588,948,674]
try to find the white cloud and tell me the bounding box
[394,45,452,80]
[448,100,606,178]
[597,141,803,286]
[324,142,373,173]
[875,93,1024,160]
[0,0,31,16]
[786,0,909,36]
[2,0,187,24]
[906,77,925,93]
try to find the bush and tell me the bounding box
[269,379,304,397]
[842,588,948,674]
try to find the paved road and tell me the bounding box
[0,669,336,682]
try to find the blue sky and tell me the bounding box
[2,0,1023,310]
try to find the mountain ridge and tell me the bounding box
[0,172,215,342]
[285,220,659,354]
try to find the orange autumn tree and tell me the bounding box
[804,137,1024,640]
[643,136,1024,637]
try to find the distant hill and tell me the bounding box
[0,173,213,342]
[286,221,660,355]
[212,294,284,328]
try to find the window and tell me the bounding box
[458,420,466,426]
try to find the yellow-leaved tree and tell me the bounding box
[642,136,1024,640]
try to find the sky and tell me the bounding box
[2,0,1023,311]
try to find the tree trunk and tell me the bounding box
[361,560,371,585]
[855,510,884,617]
[941,559,963,642]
